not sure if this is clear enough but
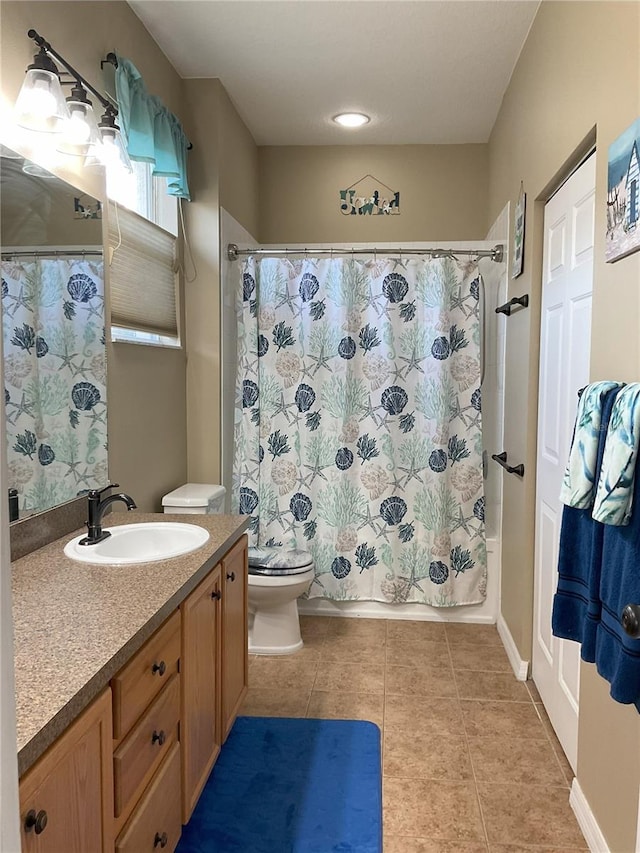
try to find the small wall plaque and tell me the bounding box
[340,174,400,215]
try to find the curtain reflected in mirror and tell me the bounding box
[1,149,107,520]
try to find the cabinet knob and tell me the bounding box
[621,604,640,638]
[154,831,168,848]
[211,589,221,600]
[152,660,166,676]
[24,809,48,834]
[227,571,236,582]
[151,729,166,746]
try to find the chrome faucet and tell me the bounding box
[79,483,137,546]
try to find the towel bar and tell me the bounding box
[496,295,529,316]
[621,604,640,638]
[491,452,525,478]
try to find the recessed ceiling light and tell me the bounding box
[333,112,370,128]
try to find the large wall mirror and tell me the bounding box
[1,147,107,520]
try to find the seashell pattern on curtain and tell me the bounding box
[232,255,486,606]
[2,257,107,516]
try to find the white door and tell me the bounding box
[533,153,596,773]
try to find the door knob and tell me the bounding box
[211,589,221,600]
[154,831,168,848]
[227,571,236,582]
[621,604,640,638]
[24,809,48,834]
[151,729,166,746]
[152,660,166,676]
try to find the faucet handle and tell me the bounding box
[88,483,120,499]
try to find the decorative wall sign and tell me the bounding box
[606,117,640,262]
[340,174,400,215]
[74,196,102,220]
[512,183,526,278]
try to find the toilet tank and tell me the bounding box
[162,483,226,515]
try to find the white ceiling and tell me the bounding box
[128,0,540,145]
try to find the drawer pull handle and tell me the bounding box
[24,809,48,835]
[154,831,168,848]
[151,729,166,746]
[152,660,166,676]
[211,590,221,600]
[227,571,236,582]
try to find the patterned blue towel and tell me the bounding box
[559,381,623,509]
[593,384,640,526]
[553,385,620,651]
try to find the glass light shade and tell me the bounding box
[57,100,102,156]
[14,68,70,133]
[86,125,133,174]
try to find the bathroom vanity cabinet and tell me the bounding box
[16,525,249,853]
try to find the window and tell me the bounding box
[108,202,179,345]
[108,161,180,345]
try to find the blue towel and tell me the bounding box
[559,381,622,509]
[593,461,640,709]
[552,386,620,650]
[593,383,640,526]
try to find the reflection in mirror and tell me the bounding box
[1,148,107,520]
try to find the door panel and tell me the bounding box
[533,153,595,773]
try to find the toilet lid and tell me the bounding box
[248,547,314,576]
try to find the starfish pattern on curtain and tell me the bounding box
[2,257,107,515]
[233,254,486,606]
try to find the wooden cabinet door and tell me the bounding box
[19,689,113,853]
[221,535,248,741]
[180,565,221,823]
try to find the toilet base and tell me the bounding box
[249,599,304,655]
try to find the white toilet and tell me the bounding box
[247,547,315,655]
[161,484,315,655]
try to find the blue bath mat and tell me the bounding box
[176,716,382,853]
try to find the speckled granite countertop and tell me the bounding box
[12,512,249,776]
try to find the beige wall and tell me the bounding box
[183,78,222,484]
[258,144,488,243]
[487,2,640,849]
[182,78,259,484]
[219,87,260,240]
[0,1,191,511]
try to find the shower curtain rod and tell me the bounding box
[1,250,102,259]
[227,243,504,263]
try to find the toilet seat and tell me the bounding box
[248,546,314,576]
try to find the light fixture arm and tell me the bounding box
[27,28,115,114]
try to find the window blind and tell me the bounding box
[108,202,178,337]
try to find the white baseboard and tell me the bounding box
[570,778,610,852]
[496,613,529,680]
[298,598,495,623]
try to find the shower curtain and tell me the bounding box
[233,254,486,606]
[2,256,107,514]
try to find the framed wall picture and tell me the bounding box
[512,183,526,278]
[606,117,640,262]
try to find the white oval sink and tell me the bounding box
[64,522,210,565]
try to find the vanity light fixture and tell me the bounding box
[333,112,370,128]
[14,29,131,173]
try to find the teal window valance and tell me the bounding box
[114,54,190,200]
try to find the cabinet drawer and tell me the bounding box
[113,610,180,741]
[116,741,181,853]
[114,674,180,818]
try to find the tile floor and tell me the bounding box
[240,616,588,852]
